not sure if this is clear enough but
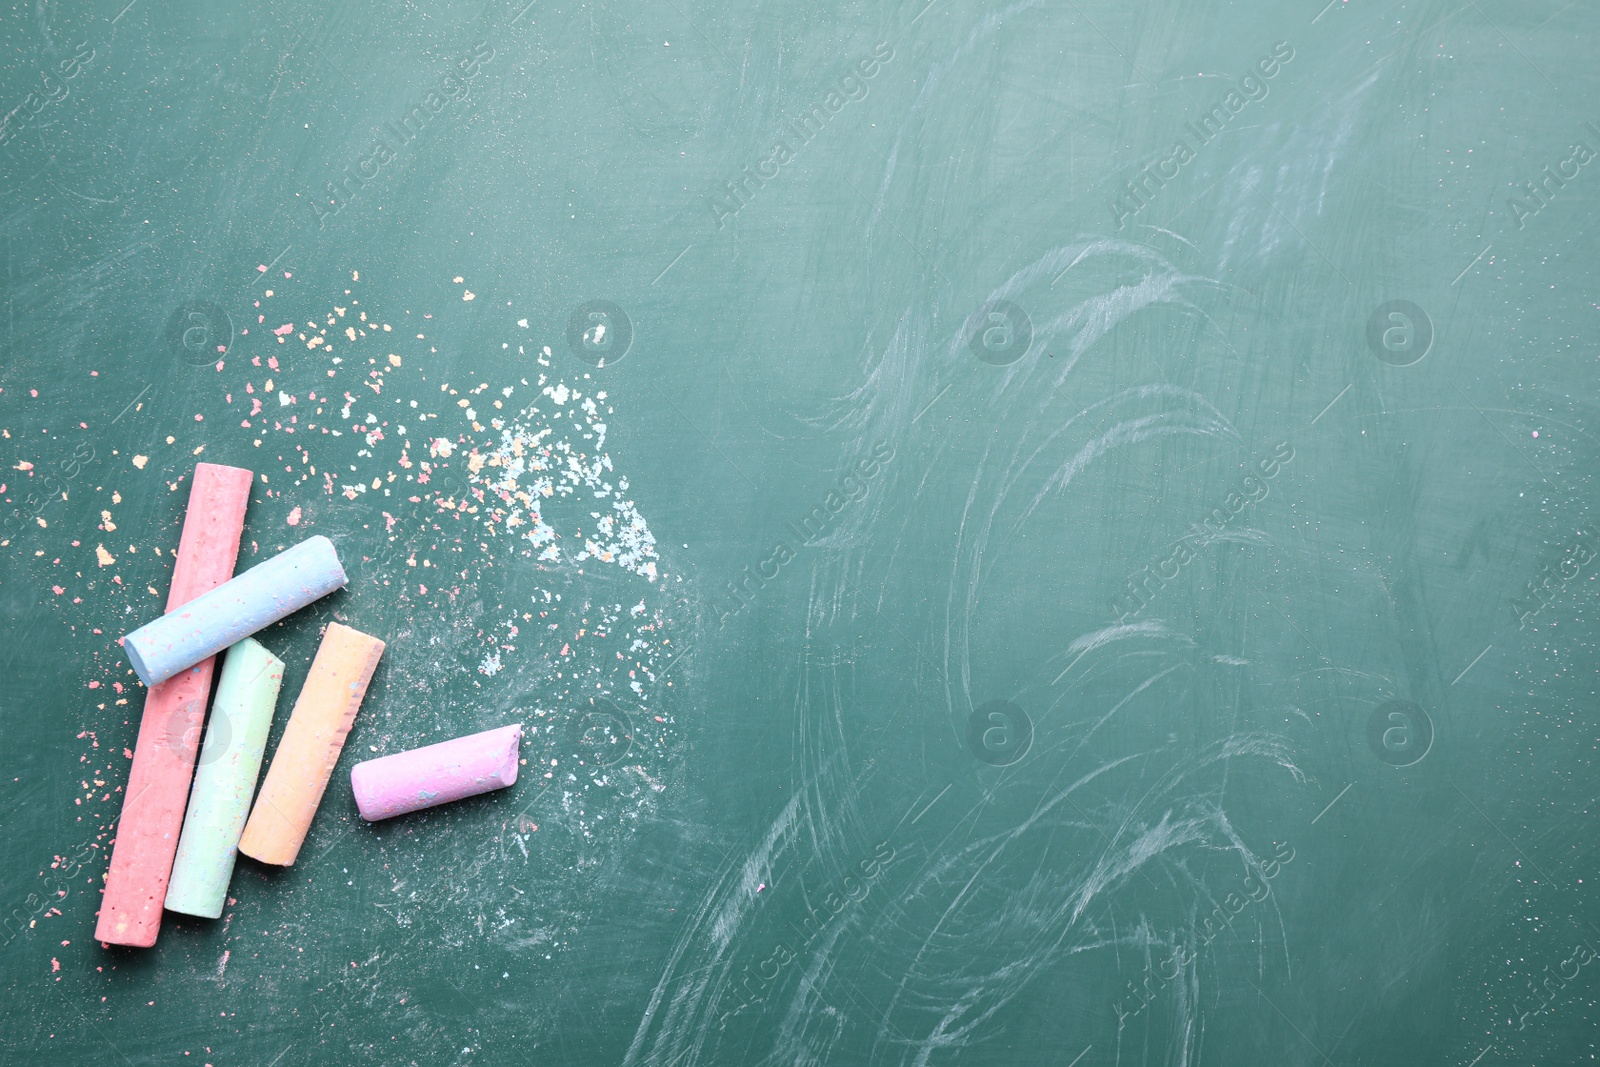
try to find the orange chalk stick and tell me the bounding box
[237,623,384,866]
[97,462,253,948]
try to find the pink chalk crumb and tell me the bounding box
[257,264,268,272]
[286,506,302,526]
[273,324,293,336]
[51,959,60,972]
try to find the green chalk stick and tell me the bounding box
[164,638,285,919]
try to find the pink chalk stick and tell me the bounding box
[350,724,522,821]
[97,462,252,948]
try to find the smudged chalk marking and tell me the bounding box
[715,840,897,1028]
[1111,442,1294,621]
[1115,840,1297,1027]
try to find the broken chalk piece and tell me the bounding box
[237,622,385,866]
[97,461,253,948]
[351,723,523,821]
[121,535,348,687]
[164,638,285,919]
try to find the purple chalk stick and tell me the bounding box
[350,723,522,821]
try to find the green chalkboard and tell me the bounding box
[2,0,1599,1064]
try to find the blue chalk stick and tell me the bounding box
[123,536,349,686]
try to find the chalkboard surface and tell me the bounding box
[2,1,1598,1064]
